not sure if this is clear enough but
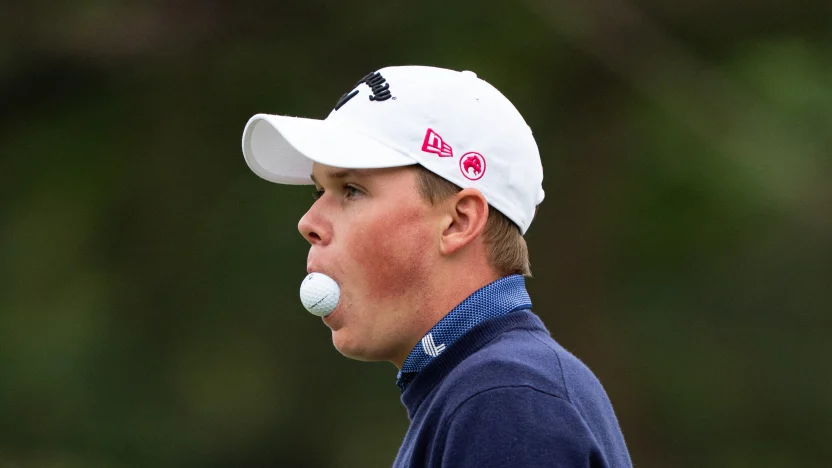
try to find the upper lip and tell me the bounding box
[306,263,328,276]
[307,256,336,280]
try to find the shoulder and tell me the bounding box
[415,313,631,467]
[438,324,604,405]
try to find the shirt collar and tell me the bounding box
[396,274,532,390]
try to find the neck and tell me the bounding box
[390,259,500,369]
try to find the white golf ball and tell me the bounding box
[299,273,340,317]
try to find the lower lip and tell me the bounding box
[322,305,342,327]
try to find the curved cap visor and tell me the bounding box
[242,114,417,185]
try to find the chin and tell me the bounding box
[331,329,389,362]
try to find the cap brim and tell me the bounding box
[242,113,417,185]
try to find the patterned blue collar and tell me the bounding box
[396,274,532,391]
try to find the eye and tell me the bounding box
[312,188,325,200]
[344,184,364,199]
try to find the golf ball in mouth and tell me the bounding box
[299,273,340,317]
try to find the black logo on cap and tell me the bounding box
[334,72,393,111]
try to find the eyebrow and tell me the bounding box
[310,169,360,185]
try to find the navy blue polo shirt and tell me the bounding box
[392,276,632,468]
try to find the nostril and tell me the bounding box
[298,213,326,245]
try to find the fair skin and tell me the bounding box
[298,163,500,368]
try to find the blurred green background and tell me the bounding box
[1,1,830,467]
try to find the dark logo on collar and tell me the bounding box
[334,71,393,111]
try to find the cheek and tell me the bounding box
[347,207,433,301]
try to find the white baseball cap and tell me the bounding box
[241,65,544,233]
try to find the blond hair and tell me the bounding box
[415,166,532,277]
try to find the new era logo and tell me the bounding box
[421,333,446,357]
[421,128,453,157]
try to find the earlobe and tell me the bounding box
[439,189,489,256]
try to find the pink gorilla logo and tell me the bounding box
[463,156,481,175]
[459,152,486,180]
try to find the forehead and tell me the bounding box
[310,163,417,186]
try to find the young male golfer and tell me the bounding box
[241,66,632,467]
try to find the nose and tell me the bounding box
[298,204,331,246]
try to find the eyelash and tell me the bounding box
[313,184,363,201]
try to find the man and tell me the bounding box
[241,66,632,467]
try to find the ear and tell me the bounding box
[439,188,489,256]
